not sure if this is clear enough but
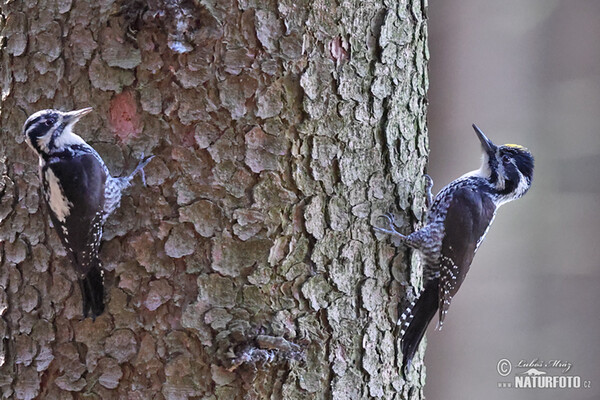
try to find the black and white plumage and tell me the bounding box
[22,108,153,319]
[377,124,534,371]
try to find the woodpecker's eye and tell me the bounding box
[501,155,510,163]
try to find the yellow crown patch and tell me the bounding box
[503,143,527,151]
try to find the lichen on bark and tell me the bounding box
[0,0,429,399]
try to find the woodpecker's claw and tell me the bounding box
[374,213,406,238]
[130,153,155,186]
[424,174,433,191]
[424,174,434,208]
[374,226,403,236]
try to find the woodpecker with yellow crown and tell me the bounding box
[376,124,534,371]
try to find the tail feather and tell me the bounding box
[400,279,439,371]
[79,265,105,319]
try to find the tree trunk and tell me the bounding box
[0,0,429,399]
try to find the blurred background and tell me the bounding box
[426,0,600,399]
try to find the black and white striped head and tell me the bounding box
[470,124,534,205]
[22,108,92,157]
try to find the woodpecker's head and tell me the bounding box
[23,108,92,157]
[471,124,534,204]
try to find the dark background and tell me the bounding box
[427,1,600,399]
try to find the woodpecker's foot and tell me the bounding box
[424,174,434,208]
[374,213,407,239]
[130,153,155,186]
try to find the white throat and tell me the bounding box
[459,152,491,180]
[52,124,86,150]
[37,123,86,154]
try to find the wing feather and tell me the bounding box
[437,186,496,327]
[44,153,106,274]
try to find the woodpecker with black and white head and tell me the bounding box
[376,124,534,371]
[22,108,153,319]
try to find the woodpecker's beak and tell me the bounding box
[472,124,496,154]
[64,107,93,124]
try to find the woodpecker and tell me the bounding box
[376,124,534,371]
[22,108,153,319]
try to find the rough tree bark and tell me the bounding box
[0,0,429,399]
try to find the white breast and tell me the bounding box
[44,168,73,222]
